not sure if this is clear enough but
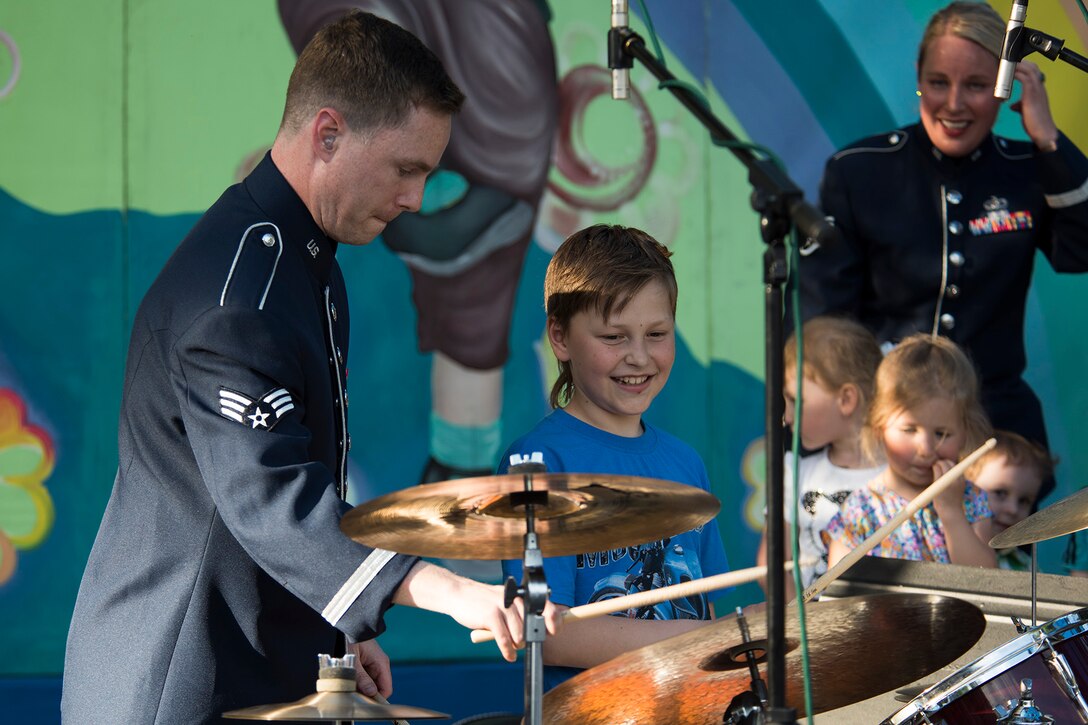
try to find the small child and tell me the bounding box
[827,334,997,568]
[500,224,729,690]
[967,430,1055,570]
[757,316,885,594]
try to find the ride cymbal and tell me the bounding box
[542,593,985,724]
[341,472,720,559]
[222,690,447,721]
[990,486,1088,549]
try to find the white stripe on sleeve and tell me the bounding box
[321,549,397,626]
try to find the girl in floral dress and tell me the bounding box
[826,334,997,568]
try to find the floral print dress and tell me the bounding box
[826,477,992,562]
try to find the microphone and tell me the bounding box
[994,0,1029,99]
[609,0,630,100]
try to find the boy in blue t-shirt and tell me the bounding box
[501,224,729,689]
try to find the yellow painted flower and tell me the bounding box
[740,436,766,531]
[0,389,55,585]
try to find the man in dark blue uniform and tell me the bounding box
[61,12,558,724]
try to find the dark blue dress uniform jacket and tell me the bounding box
[801,123,1088,447]
[62,154,419,724]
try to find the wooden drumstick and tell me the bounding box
[801,437,997,604]
[469,560,811,644]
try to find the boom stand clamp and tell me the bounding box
[1008,24,1088,76]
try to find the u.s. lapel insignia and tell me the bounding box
[218,387,296,430]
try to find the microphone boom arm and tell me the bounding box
[616,28,836,248]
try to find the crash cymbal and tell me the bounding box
[542,593,984,724]
[990,486,1088,549]
[341,472,720,559]
[222,691,448,720]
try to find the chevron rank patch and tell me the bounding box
[218,387,295,430]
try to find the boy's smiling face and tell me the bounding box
[548,279,675,438]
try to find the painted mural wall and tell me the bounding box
[1,0,1086,674]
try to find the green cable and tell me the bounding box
[1077,0,1088,24]
[635,0,667,65]
[634,1,816,718]
[788,229,815,725]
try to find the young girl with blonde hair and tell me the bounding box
[827,334,996,568]
[758,316,885,594]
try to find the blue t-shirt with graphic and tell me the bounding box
[500,409,729,689]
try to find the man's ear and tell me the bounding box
[546,318,571,362]
[838,382,860,417]
[313,108,345,159]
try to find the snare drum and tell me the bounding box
[885,607,1088,724]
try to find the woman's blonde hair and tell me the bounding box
[917,1,1005,71]
[863,334,992,461]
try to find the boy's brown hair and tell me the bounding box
[545,224,676,409]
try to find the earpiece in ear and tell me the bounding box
[323,136,334,151]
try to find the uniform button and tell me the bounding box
[343,393,349,408]
[889,133,900,144]
[940,313,956,330]
[946,284,960,298]
[330,303,338,322]
[336,347,343,365]
[949,221,963,235]
[347,434,352,452]
[946,190,962,205]
[261,233,276,247]
[949,251,965,266]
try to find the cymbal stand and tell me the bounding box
[504,458,550,725]
[723,607,769,725]
[1032,542,1038,627]
[316,653,385,725]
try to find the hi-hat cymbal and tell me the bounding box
[341,472,720,560]
[990,486,1088,549]
[223,691,448,720]
[542,593,984,724]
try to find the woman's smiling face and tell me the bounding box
[918,33,1002,158]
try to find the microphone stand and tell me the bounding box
[611,25,837,725]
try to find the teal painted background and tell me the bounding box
[1,0,1086,677]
